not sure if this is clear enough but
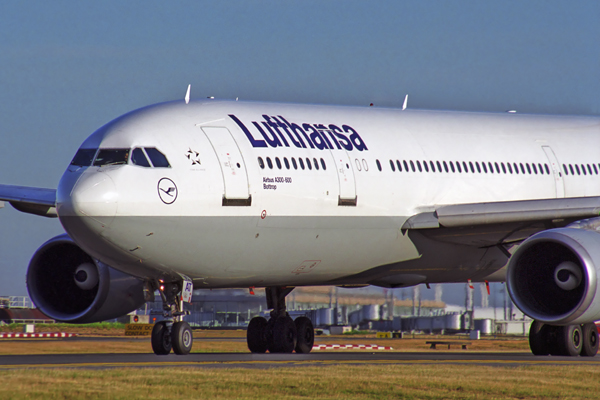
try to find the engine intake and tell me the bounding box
[27,234,151,323]
[507,228,600,325]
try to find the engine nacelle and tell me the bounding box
[507,228,600,325]
[27,234,152,323]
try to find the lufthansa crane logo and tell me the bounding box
[157,178,178,204]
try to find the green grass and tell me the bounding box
[0,364,598,399]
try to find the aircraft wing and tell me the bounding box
[403,196,600,247]
[0,184,57,217]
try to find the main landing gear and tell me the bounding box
[529,320,599,357]
[247,287,315,354]
[151,281,193,355]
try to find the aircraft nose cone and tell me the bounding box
[58,171,118,227]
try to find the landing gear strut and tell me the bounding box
[151,281,193,355]
[246,287,315,354]
[529,320,598,357]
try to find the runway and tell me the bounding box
[0,351,598,369]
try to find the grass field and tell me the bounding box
[0,324,592,399]
[1,364,599,399]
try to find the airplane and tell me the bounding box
[1,90,600,357]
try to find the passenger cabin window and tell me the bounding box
[93,149,130,166]
[70,148,97,167]
[145,148,171,168]
[258,157,265,169]
[131,148,151,167]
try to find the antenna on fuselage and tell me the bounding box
[184,84,191,104]
[402,94,408,110]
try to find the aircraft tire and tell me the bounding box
[556,325,583,357]
[294,316,314,354]
[581,323,599,357]
[247,316,269,353]
[172,321,193,355]
[529,320,551,356]
[151,321,172,355]
[270,316,297,353]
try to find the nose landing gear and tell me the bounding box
[246,286,315,354]
[151,281,193,355]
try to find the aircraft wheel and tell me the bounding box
[556,325,582,357]
[581,323,599,357]
[270,316,297,353]
[172,321,193,355]
[247,316,269,353]
[151,321,172,355]
[294,316,314,354]
[529,320,551,356]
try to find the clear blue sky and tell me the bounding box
[0,1,598,303]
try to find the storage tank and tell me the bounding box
[361,305,379,322]
[443,313,462,331]
[474,319,493,335]
[316,308,333,326]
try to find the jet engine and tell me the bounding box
[507,227,600,326]
[27,234,152,323]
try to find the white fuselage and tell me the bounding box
[55,100,600,288]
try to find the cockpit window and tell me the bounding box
[70,148,97,167]
[144,148,171,168]
[93,149,130,166]
[131,148,151,167]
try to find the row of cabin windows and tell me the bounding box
[256,155,600,178]
[377,159,552,175]
[374,159,600,177]
[258,156,327,171]
[375,159,545,175]
[562,163,600,176]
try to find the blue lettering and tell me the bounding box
[278,116,310,148]
[302,124,328,150]
[343,125,368,151]
[253,121,281,147]
[263,115,289,147]
[231,114,368,152]
[273,116,304,148]
[329,125,352,151]
[315,124,341,150]
[228,115,267,148]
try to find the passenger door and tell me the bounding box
[201,127,251,204]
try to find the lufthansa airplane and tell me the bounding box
[1,91,600,357]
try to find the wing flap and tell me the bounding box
[403,196,600,247]
[0,184,57,218]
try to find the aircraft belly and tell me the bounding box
[101,215,420,286]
